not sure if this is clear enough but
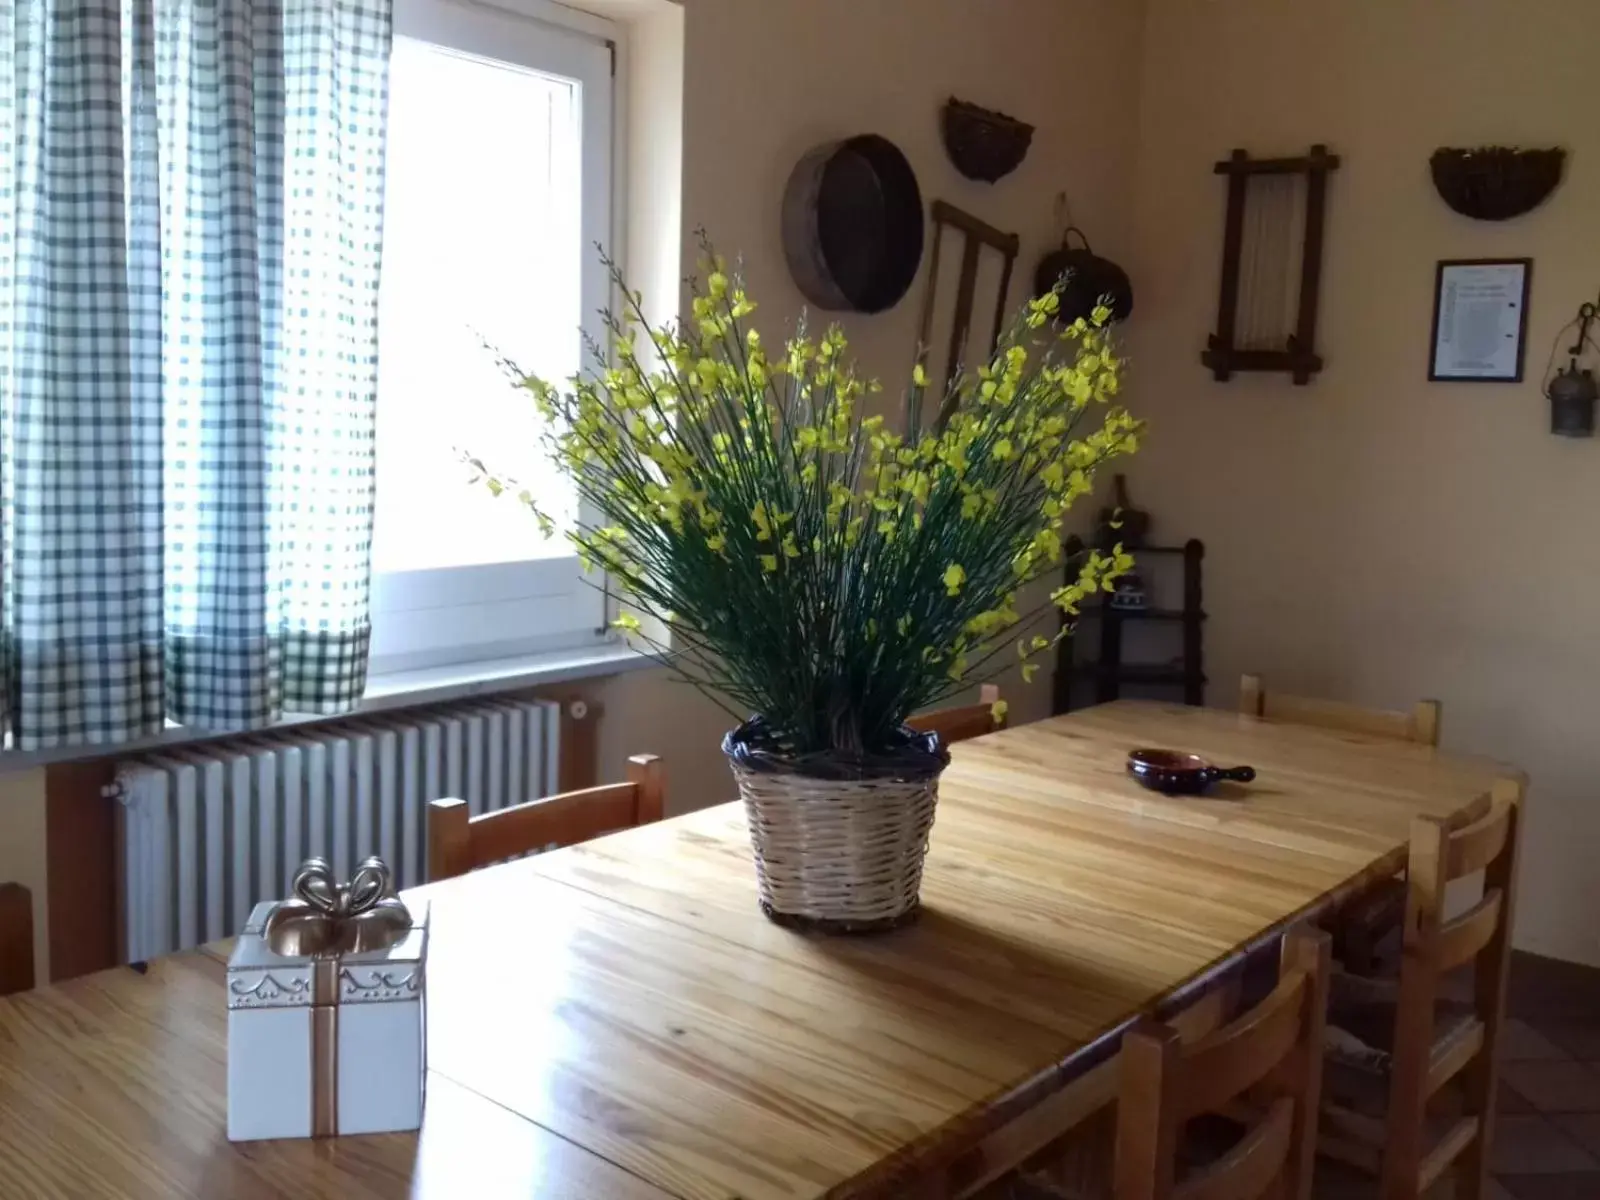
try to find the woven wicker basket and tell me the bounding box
[724,721,946,934]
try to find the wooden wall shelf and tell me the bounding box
[1055,538,1207,712]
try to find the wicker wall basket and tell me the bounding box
[1430,146,1565,221]
[724,721,948,934]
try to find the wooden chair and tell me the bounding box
[1008,927,1331,1200]
[909,683,1005,747]
[1319,778,1523,1200]
[1239,673,1440,747]
[428,754,665,882]
[0,883,35,997]
[1240,673,1442,972]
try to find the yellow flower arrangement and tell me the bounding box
[469,247,1141,759]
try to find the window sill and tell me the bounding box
[0,643,653,774]
[362,641,651,708]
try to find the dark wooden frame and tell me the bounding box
[1426,257,1533,384]
[1202,145,1340,386]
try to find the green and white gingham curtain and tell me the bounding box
[0,1,391,749]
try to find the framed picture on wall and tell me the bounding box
[1428,258,1533,382]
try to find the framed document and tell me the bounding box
[1428,258,1532,382]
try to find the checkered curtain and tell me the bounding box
[0,0,391,749]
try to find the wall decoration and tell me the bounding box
[941,98,1034,184]
[1542,293,1599,438]
[781,134,924,313]
[1035,229,1134,326]
[1431,147,1565,222]
[1428,259,1532,383]
[915,200,1020,398]
[1201,145,1340,386]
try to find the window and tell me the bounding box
[370,0,615,676]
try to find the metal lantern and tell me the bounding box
[1549,362,1598,438]
[1547,297,1600,438]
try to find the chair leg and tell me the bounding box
[1455,780,1524,1200]
[0,883,34,996]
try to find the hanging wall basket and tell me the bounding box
[1430,147,1565,221]
[1033,228,1134,326]
[942,98,1034,184]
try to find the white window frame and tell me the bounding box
[370,0,618,678]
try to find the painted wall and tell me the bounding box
[1126,0,1600,964]
[594,0,1150,812]
[0,0,1149,979]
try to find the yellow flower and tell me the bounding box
[611,613,642,634]
[706,532,727,554]
[751,501,772,542]
[913,362,930,389]
[781,532,800,559]
[991,699,1009,723]
[1021,662,1039,684]
[760,554,778,573]
[943,564,966,596]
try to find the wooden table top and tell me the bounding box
[0,701,1518,1200]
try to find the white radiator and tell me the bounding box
[110,697,562,963]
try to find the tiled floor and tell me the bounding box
[1313,951,1600,1199]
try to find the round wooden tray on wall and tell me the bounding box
[781,134,924,314]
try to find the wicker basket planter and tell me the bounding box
[724,719,949,934]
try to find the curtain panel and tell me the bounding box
[0,0,391,749]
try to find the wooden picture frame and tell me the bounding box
[1201,145,1341,386]
[1428,258,1532,383]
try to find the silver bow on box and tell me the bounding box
[262,856,413,958]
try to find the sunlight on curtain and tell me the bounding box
[0,0,391,748]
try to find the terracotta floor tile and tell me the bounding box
[1507,952,1600,1022]
[1501,1080,1539,1114]
[1531,1020,1600,1063]
[1551,1112,1600,1157]
[1501,1019,1574,1063]
[1498,1173,1600,1199]
[1489,1115,1597,1175]
[1500,1061,1600,1114]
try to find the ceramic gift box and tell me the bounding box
[227,857,428,1141]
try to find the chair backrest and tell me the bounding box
[1113,927,1330,1200]
[1380,777,1523,1197]
[428,754,665,882]
[1238,673,1441,747]
[908,683,1005,748]
[0,883,35,997]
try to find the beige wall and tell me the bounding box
[596,0,1150,811]
[1127,0,1600,964]
[9,0,1595,974]
[0,0,1149,979]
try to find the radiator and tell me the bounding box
[110,697,562,963]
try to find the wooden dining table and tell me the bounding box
[0,700,1521,1199]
